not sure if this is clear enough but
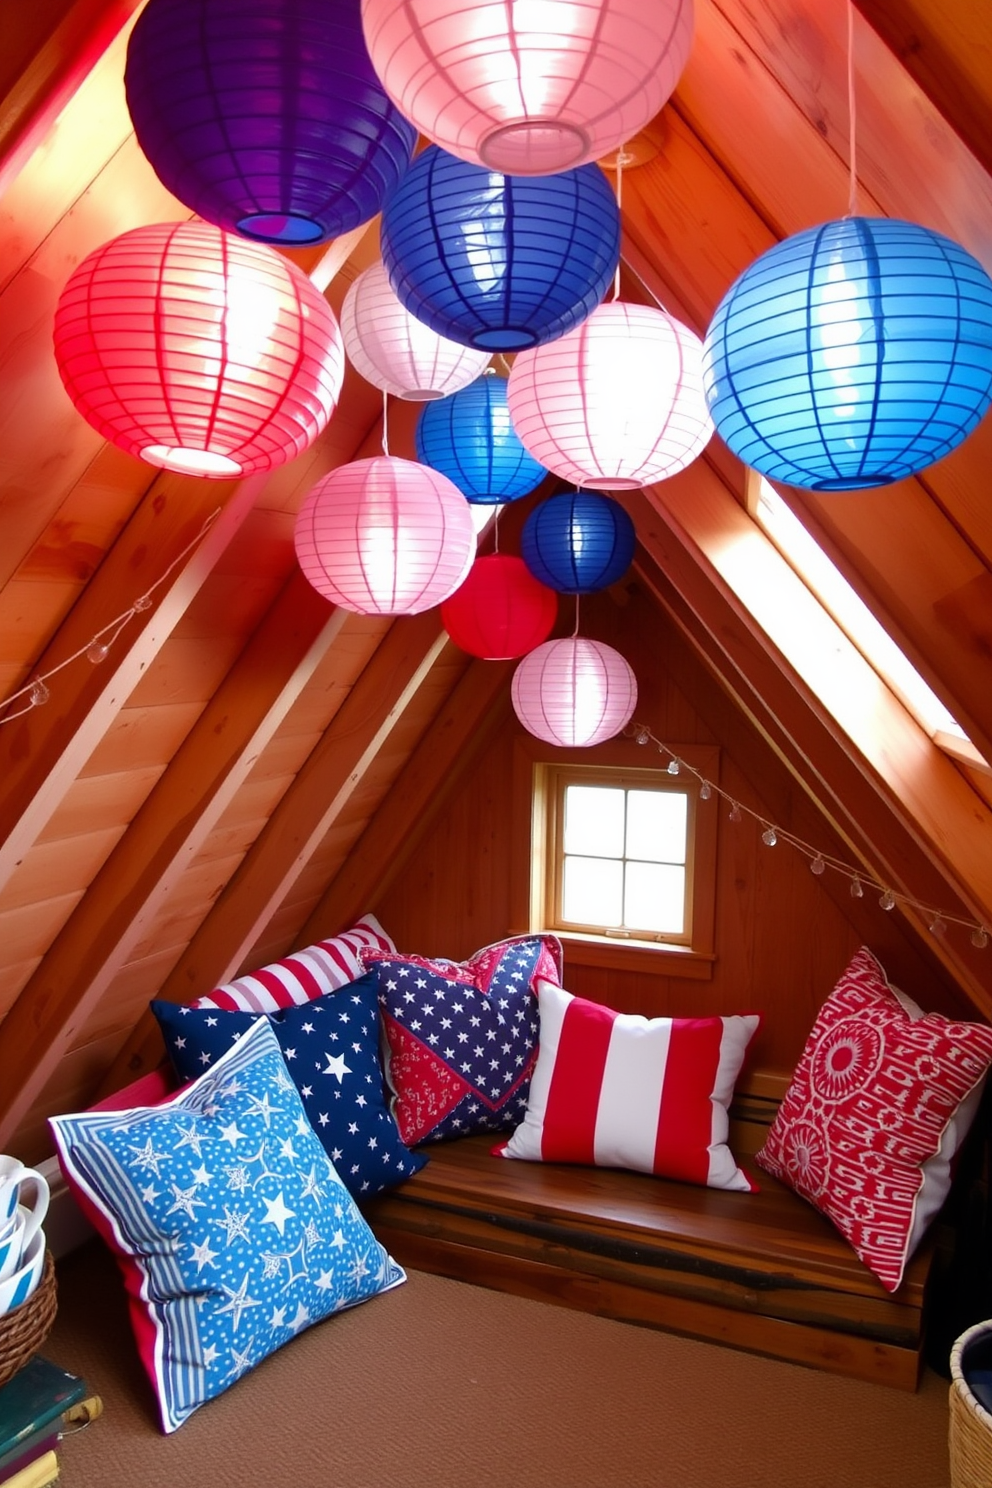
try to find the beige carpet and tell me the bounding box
[44,1239,952,1488]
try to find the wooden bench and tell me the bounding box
[362,1094,937,1391]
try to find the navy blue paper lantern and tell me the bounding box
[702,216,992,490]
[415,374,547,504]
[125,0,417,246]
[380,145,620,351]
[521,491,636,593]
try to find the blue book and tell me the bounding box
[0,1358,89,1464]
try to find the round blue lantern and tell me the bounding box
[521,491,636,593]
[124,0,417,246]
[380,145,620,351]
[702,217,992,490]
[415,374,547,504]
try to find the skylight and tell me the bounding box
[752,478,987,768]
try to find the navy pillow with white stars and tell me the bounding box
[361,936,561,1146]
[150,971,426,1199]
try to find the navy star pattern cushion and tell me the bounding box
[361,934,562,1145]
[151,971,426,1199]
[49,1018,406,1434]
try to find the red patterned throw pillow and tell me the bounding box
[192,914,394,1012]
[496,978,760,1191]
[756,946,992,1292]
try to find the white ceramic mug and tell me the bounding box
[0,1225,45,1316]
[0,1208,26,1283]
[0,1157,49,1244]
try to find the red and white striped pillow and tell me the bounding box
[192,915,395,1013]
[497,979,760,1192]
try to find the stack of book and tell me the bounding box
[0,1357,102,1487]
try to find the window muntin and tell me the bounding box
[548,768,694,943]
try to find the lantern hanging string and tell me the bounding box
[0,507,222,727]
[611,150,624,302]
[846,0,858,218]
[382,388,390,456]
[624,719,990,949]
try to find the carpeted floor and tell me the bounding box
[45,1239,952,1488]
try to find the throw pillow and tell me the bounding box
[151,972,426,1199]
[496,978,760,1192]
[49,1018,406,1433]
[192,914,395,1013]
[755,946,992,1293]
[361,934,563,1146]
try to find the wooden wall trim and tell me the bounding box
[103,611,452,1088]
[0,571,346,1146]
[0,472,269,895]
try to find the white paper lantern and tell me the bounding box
[511,636,637,746]
[294,454,476,614]
[341,261,490,400]
[361,0,694,176]
[507,301,712,488]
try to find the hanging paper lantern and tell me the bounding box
[361,0,693,176]
[415,374,547,503]
[380,146,620,351]
[702,217,992,490]
[507,301,712,488]
[294,455,476,615]
[53,220,345,477]
[522,492,636,593]
[341,262,491,400]
[512,637,637,747]
[124,0,417,246]
[441,556,557,659]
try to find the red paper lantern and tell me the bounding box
[53,220,345,477]
[511,636,637,747]
[441,555,557,659]
[294,454,476,615]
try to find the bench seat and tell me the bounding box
[362,1101,936,1391]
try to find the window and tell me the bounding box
[512,739,718,978]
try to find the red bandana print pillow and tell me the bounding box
[756,946,992,1292]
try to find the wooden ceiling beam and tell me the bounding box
[303,657,514,944]
[105,610,452,1087]
[0,570,347,1146]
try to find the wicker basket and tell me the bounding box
[950,1320,992,1488]
[0,1250,57,1390]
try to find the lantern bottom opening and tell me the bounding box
[810,474,894,491]
[575,476,643,491]
[142,444,243,477]
[237,212,327,246]
[398,387,449,402]
[478,119,590,176]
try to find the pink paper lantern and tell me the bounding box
[511,636,637,747]
[341,261,490,400]
[294,454,476,615]
[54,220,345,478]
[507,301,712,489]
[361,0,694,176]
[441,555,557,659]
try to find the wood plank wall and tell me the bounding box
[376,583,972,1087]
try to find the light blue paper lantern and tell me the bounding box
[702,217,992,490]
[415,374,547,504]
[380,145,620,352]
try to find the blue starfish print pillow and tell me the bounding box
[361,934,562,1145]
[150,971,426,1198]
[49,1017,406,1433]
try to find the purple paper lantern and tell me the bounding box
[125,0,418,246]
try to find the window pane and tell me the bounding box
[626,790,687,864]
[562,855,623,926]
[563,786,625,857]
[624,862,685,934]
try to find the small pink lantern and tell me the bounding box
[361,0,694,176]
[511,637,637,747]
[341,261,490,400]
[441,555,557,659]
[507,301,712,489]
[294,454,476,615]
